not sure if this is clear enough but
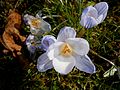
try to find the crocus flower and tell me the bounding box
[80,2,108,28]
[37,26,96,74]
[26,34,41,54]
[24,12,51,35]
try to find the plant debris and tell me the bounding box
[0,9,26,57]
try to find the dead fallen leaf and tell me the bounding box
[1,9,26,57]
[0,9,30,70]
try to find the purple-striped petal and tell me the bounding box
[75,55,96,74]
[57,26,76,42]
[94,2,108,22]
[41,35,57,51]
[37,53,53,72]
[80,16,98,28]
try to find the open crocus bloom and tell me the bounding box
[26,34,41,54]
[80,2,108,28]
[24,13,51,35]
[37,26,96,74]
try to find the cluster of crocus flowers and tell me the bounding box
[24,11,51,54]
[37,26,96,74]
[80,2,108,28]
[24,2,109,75]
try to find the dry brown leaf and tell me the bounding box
[0,9,30,70]
[1,9,26,57]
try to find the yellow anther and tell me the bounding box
[60,43,72,57]
[31,19,40,28]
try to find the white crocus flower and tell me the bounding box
[80,2,108,28]
[26,34,41,54]
[37,26,96,74]
[24,12,51,35]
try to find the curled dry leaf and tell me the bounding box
[1,9,26,56]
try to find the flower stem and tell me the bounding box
[90,49,116,67]
[77,27,85,37]
[86,29,89,41]
[52,20,68,31]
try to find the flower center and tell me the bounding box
[31,19,40,28]
[30,40,36,46]
[60,43,72,57]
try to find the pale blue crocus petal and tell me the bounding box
[40,19,51,32]
[57,26,76,42]
[30,27,45,35]
[75,55,96,74]
[25,35,36,53]
[53,55,76,75]
[80,18,85,28]
[30,27,38,35]
[66,38,90,56]
[86,16,98,28]
[80,16,98,28]
[25,34,34,44]
[81,6,98,19]
[96,15,103,24]
[37,53,53,72]
[23,14,35,25]
[41,35,57,51]
[27,45,36,54]
[94,2,108,22]
[36,10,42,18]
